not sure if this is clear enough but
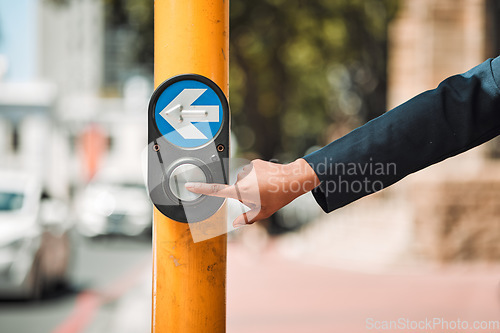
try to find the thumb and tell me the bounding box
[233,209,260,228]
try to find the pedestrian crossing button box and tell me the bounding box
[148,74,230,223]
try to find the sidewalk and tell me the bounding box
[228,240,500,332]
[80,239,500,333]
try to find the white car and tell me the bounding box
[0,171,72,299]
[75,181,152,237]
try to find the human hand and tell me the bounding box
[185,158,320,227]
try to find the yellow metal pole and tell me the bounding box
[152,1,228,332]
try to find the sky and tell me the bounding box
[0,0,38,81]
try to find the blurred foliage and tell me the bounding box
[230,0,399,160]
[102,0,399,160]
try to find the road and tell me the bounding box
[1,232,500,333]
[0,236,152,333]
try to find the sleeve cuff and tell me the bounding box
[302,151,335,213]
[491,56,500,92]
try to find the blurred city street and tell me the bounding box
[1,229,500,333]
[0,236,151,333]
[1,0,500,332]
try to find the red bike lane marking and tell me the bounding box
[52,291,101,333]
[52,261,149,333]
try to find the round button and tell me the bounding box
[168,164,207,201]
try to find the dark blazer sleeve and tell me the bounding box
[303,56,500,213]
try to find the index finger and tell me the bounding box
[185,182,239,199]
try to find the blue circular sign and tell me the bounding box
[154,80,224,148]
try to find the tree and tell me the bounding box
[230,0,399,160]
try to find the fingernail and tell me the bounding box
[233,222,246,228]
[185,182,195,189]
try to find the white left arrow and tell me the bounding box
[159,89,219,139]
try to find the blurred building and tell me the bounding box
[39,0,104,97]
[387,0,500,263]
[0,0,149,199]
[388,0,500,262]
[388,0,499,107]
[0,0,104,197]
[283,0,500,269]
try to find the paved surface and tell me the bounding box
[0,236,151,333]
[227,242,500,332]
[1,233,500,333]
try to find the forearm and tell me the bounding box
[304,56,500,213]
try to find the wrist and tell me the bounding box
[285,158,321,194]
